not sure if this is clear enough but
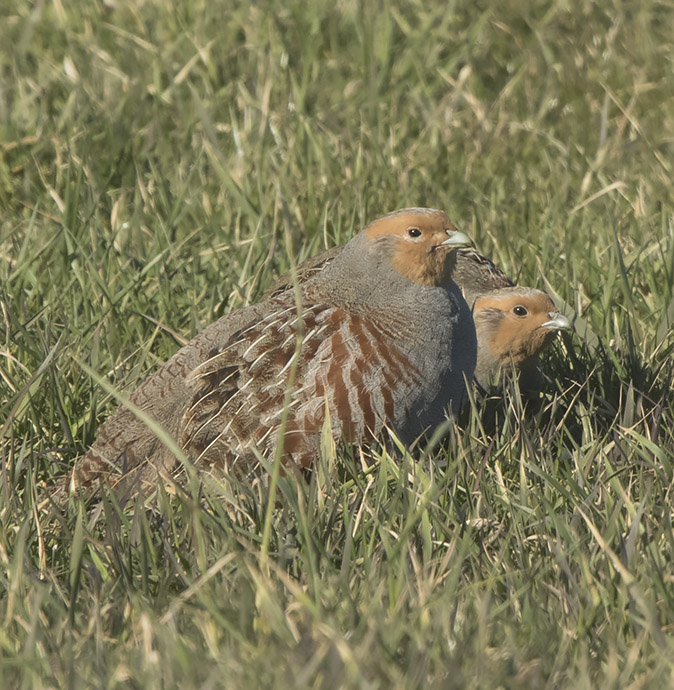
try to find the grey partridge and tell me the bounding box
[69,208,477,497]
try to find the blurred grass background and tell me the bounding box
[1,0,673,687]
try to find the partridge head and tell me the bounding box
[472,287,570,391]
[354,208,472,286]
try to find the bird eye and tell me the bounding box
[407,227,422,238]
[513,305,528,317]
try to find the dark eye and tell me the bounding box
[513,305,528,317]
[408,227,422,238]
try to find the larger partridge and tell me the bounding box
[69,208,476,496]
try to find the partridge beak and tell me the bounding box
[440,230,474,248]
[541,312,571,330]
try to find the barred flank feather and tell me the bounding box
[181,300,424,471]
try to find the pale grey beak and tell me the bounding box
[542,312,571,330]
[440,230,474,248]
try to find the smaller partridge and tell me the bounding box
[69,208,477,496]
[471,287,570,392]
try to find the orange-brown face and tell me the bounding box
[363,209,473,287]
[473,290,570,365]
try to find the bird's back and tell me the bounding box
[71,302,269,496]
[182,271,474,468]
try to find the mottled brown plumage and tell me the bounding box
[67,208,477,498]
[451,248,515,307]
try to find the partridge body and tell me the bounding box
[72,208,476,495]
[472,287,570,391]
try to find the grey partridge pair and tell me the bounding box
[69,208,477,497]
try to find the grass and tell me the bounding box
[1,0,674,686]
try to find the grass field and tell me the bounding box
[2,0,674,687]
